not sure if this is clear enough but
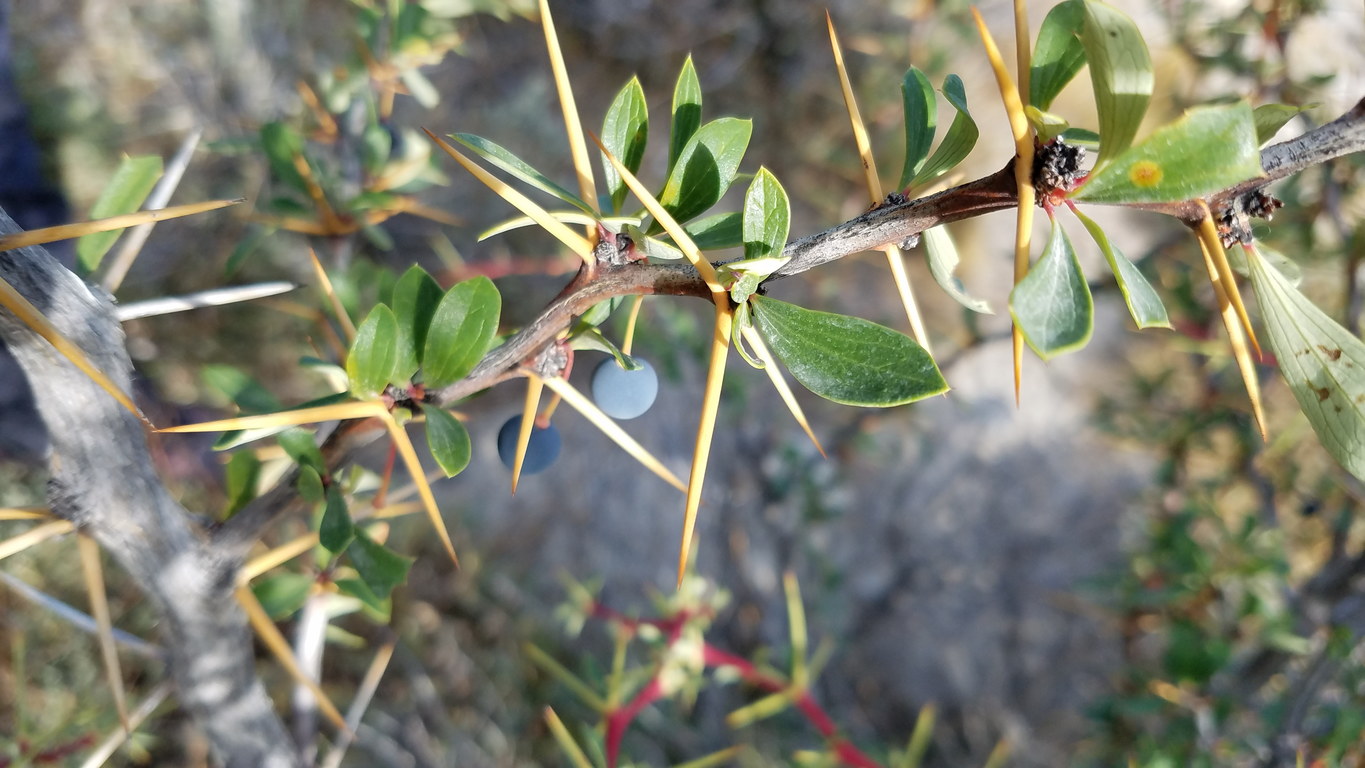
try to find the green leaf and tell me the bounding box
[319,484,354,554]
[922,225,992,314]
[451,133,594,214]
[1071,102,1263,204]
[1248,243,1365,482]
[77,155,164,274]
[334,577,390,617]
[391,265,444,382]
[578,295,626,328]
[1071,208,1170,329]
[1228,240,1301,286]
[1030,0,1087,110]
[601,76,649,213]
[685,212,742,250]
[658,117,752,225]
[201,364,283,414]
[742,168,790,264]
[899,67,937,190]
[422,276,502,389]
[1252,102,1311,145]
[421,404,472,477]
[260,121,309,195]
[1010,217,1094,359]
[349,527,413,600]
[911,76,978,187]
[279,428,326,474]
[1059,127,1101,148]
[252,573,315,620]
[296,464,325,503]
[347,304,400,398]
[669,55,703,175]
[749,295,948,406]
[400,68,440,109]
[1079,0,1153,169]
[224,452,261,518]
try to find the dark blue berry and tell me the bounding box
[497,415,561,474]
[591,358,658,420]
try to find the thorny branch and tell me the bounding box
[2,95,1362,767]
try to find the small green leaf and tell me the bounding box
[1248,242,1365,482]
[922,225,992,314]
[685,212,743,250]
[658,117,752,225]
[391,265,444,382]
[742,168,790,264]
[1030,0,1087,110]
[1010,216,1094,359]
[578,295,625,328]
[910,76,978,187]
[1080,0,1153,169]
[252,573,314,620]
[899,67,937,189]
[224,452,261,518]
[602,77,649,213]
[260,121,309,195]
[334,577,390,617]
[731,300,764,369]
[451,133,594,214]
[669,55,703,174]
[296,464,325,503]
[568,326,638,370]
[349,526,414,600]
[421,404,472,478]
[77,155,164,274]
[1070,102,1263,204]
[422,276,502,389]
[1026,106,1071,144]
[347,304,400,398]
[319,484,354,554]
[1071,208,1170,329]
[1252,102,1311,145]
[279,428,326,474]
[749,295,948,406]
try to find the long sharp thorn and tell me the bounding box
[678,304,734,588]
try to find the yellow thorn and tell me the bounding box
[512,375,545,495]
[424,129,593,263]
[542,376,686,492]
[308,247,357,343]
[377,409,461,568]
[677,304,734,588]
[740,326,825,457]
[538,0,598,235]
[971,7,1035,405]
[1198,235,1268,440]
[1197,202,1262,358]
[235,585,350,734]
[78,534,128,730]
[0,199,242,253]
[0,519,76,562]
[0,276,150,427]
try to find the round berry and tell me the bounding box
[591,358,659,420]
[496,415,561,474]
